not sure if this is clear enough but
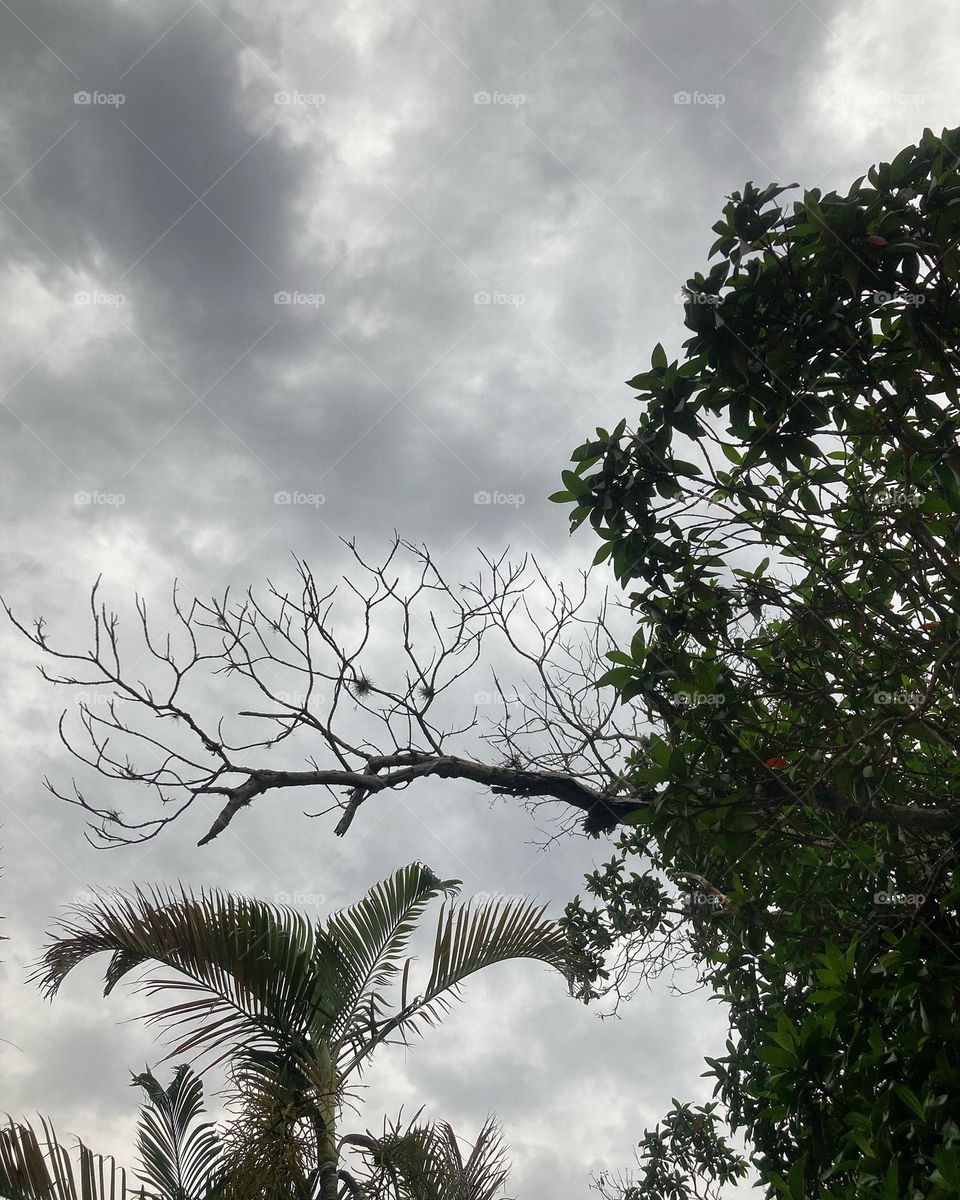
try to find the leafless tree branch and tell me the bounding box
[3,537,646,850]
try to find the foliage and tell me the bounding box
[555,126,960,1197]
[1,1062,512,1200]
[130,1065,225,1200]
[1,1066,218,1200]
[344,1112,510,1200]
[591,1101,748,1200]
[29,863,573,1198]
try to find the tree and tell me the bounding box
[338,1113,510,1200]
[552,124,960,1197]
[590,1100,747,1200]
[27,863,576,1199]
[128,1065,225,1200]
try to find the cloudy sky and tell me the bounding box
[1,1,957,1195]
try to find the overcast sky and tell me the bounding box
[1,1,957,1196]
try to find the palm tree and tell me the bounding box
[26,863,576,1199]
[1,1067,512,1200]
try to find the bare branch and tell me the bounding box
[5,537,647,849]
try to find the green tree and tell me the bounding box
[554,125,960,1197]
[26,863,575,1199]
[340,1113,510,1200]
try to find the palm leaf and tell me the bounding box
[31,887,349,1074]
[324,864,460,1067]
[343,894,575,1074]
[130,1066,224,1200]
[351,1114,510,1200]
[0,1116,148,1200]
[456,1117,511,1200]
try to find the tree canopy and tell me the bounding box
[555,124,960,1198]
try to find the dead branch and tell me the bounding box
[3,536,645,849]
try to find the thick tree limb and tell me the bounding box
[197,753,643,846]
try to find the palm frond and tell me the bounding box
[324,864,460,1066]
[349,1114,510,1200]
[0,1116,148,1200]
[456,1117,511,1200]
[31,886,349,1072]
[344,894,574,1073]
[130,1066,224,1200]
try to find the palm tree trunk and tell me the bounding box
[314,1095,338,1200]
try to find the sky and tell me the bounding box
[0,1,957,1196]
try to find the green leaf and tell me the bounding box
[893,1082,926,1120]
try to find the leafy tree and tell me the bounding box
[340,1112,510,1200]
[553,125,960,1197]
[26,863,575,1199]
[590,1101,747,1200]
